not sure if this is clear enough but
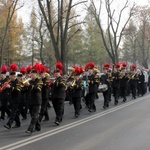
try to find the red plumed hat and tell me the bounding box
[39,64,46,73]
[74,67,84,76]
[122,62,127,68]
[0,65,8,74]
[115,62,120,68]
[20,67,27,75]
[32,62,41,73]
[26,66,32,74]
[54,62,63,75]
[74,67,80,75]
[10,63,18,75]
[88,62,95,69]
[131,64,136,70]
[10,63,18,72]
[56,62,63,70]
[103,63,110,69]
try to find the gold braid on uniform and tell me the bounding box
[94,74,100,84]
[12,82,23,92]
[74,79,84,90]
[31,79,43,91]
[56,77,67,89]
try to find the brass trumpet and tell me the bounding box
[23,78,31,84]
[0,79,11,92]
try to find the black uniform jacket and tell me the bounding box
[88,74,99,93]
[42,77,50,100]
[111,72,120,88]
[0,77,10,102]
[120,74,129,88]
[51,76,67,99]
[129,73,139,86]
[71,79,84,98]
[10,79,22,104]
[28,78,43,105]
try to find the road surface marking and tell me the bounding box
[0,95,149,150]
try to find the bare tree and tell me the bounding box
[38,0,87,73]
[87,0,135,64]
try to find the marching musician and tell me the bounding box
[51,62,67,125]
[86,62,99,112]
[0,65,11,120]
[129,64,139,99]
[101,63,111,109]
[111,63,120,105]
[25,63,43,134]
[119,62,129,102]
[70,67,84,118]
[39,64,51,122]
[4,64,22,129]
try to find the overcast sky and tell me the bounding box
[18,0,150,25]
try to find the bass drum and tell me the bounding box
[98,84,108,93]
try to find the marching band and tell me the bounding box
[0,61,149,135]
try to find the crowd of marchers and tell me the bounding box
[0,61,150,135]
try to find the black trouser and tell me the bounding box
[1,100,11,119]
[130,84,136,98]
[137,83,145,96]
[6,103,21,127]
[112,87,119,103]
[72,97,81,116]
[85,93,90,108]
[27,105,41,132]
[120,87,127,100]
[39,99,49,122]
[88,92,96,111]
[52,98,64,122]
[20,101,28,119]
[103,90,109,107]
[108,87,112,102]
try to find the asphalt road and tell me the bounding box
[0,93,150,150]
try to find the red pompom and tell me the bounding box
[1,65,8,73]
[10,63,18,72]
[56,62,63,70]
[89,62,95,69]
[115,63,120,68]
[104,63,110,69]
[20,67,27,75]
[33,62,41,73]
[74,67,80,75]
[122,62,127,68]
[131,64,136,69]
[74,67,84,75]
[39,64,46,73]
[26,66,32,74]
